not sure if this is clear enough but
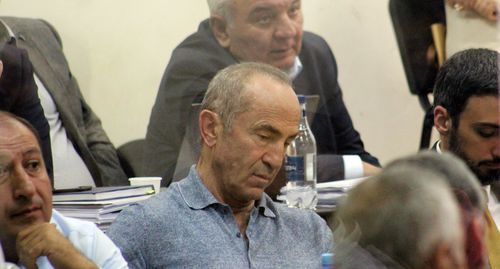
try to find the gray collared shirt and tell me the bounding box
[108,165,333,269]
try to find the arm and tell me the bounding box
[0,40,53,180]
[296,34,382,181]
[107,206,148,269]
[42,20,127,186]
[144,57,213,184]
[312,39,380,181]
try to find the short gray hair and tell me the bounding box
[385,151,486,213]
[207,0,233,19]
[201,62,291,130]
[334,166,464,269]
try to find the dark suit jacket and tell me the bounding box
[1,17,127,187]
[145,19,380,185]
[0,39,53,179]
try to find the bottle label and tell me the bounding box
[285,156,304,182]
[305,153,315,182]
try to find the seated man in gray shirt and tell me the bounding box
[108,63,333,268]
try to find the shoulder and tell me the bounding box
[51,210,128,268]
[165,20,235,79]
[271,203,333,250]
[274,203,327,226]
[302,31,333,56]
[108,186,184,234]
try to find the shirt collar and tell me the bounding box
[178,165,277,218]
[287,56,303,80]
[177,165,220,210]
[435,141,443,153]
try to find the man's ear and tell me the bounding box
[199,109,221,147]
[434,105,452,135]
[209,15,231,48]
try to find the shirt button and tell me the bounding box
[236,232,241,238]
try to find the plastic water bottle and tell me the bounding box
[285,95,318,210]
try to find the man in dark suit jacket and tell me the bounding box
[145,0,380,186]
[0,36,53,180]
[1,17,127,188]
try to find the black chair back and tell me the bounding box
[389,0,445,149]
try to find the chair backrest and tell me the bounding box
[171,103,202,183]
[389,0,445,97]
[117,139,146,178]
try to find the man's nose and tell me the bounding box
[263,143,286,170]
[275,15,297,39]
[493,143,500,158]
[12,166,36,200]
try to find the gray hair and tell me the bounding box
[207,0,233,20]
[334,166,464,269]
[385,151,486,213]
[201,62,291,130]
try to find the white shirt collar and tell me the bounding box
[286,56,303,80]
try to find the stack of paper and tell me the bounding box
[53,186,155,232]
[315,177,366,212]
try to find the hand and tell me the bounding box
[0,60,3,79]
[362,162,381,177]
[446,0,498,21]
[16,223,98,269]
[473,0,498,21]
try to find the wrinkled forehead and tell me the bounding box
[232,0,299,13]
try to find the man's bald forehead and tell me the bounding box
[0,111,41,146]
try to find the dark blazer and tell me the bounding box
[0,39,53,179]
[1,17,127,187]
[145,19,380,185]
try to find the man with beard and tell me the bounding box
[432,48,500,268]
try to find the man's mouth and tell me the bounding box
[271,47,293,55]
[479,160,500,169]
[10,206,42,219]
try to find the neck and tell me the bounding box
[197,157,256,234]
[232,203,255,235]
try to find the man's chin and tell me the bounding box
[475,168,500,186]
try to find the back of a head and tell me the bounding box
[206,0,232,19]
[385,151,485,213]
[334,166,464,269]
[433,48,499,121]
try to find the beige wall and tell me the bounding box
[0,0,424,166]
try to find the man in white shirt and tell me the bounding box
[0,111,128,269]
[432,48,500,268]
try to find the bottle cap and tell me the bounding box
[321,252,334,266]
